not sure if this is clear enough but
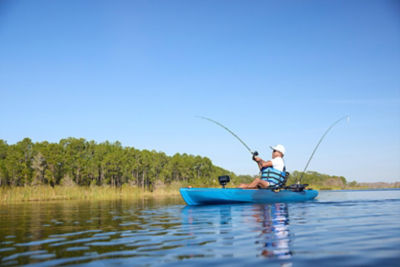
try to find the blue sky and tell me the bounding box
[0,0,399,182]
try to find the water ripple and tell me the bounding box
[0,191,399,266]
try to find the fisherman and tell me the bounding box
[239,144,286,189]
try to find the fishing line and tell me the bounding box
[298,115,350,184]
[197,116,257,156]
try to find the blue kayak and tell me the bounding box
[180,188,318,205]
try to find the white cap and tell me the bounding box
[270,144,285,156]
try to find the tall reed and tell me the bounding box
[0,185,181,203]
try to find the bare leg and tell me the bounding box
[247,178,262,188]
[257,179,270,188]
[238,183,248,188]
[240,178,269,189]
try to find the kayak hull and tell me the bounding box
[180,188,318,205]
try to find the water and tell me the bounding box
[1,190,399,266]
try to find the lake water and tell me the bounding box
[1,190,399,266]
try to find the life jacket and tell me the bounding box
[261,167,286,186]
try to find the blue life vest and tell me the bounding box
[261,167,286,186]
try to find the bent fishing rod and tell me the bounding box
[298,115,350,184]
[197,116,258,156]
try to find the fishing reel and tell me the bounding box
[218,175,230,189]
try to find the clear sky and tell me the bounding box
[0,0,399,182]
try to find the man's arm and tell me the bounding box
[253,156,273,169]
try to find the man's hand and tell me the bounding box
[252,151,258,161]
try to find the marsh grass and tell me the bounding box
[1,183,375,203]
[0,184,181,203]
[312,185,370,190]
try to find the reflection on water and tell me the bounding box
[258,204,291,259]
[1,190,400,266]
[0,199,293,266]
[183,203,292,261]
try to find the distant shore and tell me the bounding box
[1,184,399,203]
[1,138,398,201]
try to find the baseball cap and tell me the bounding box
[270,144,285,155]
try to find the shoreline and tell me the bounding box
[1,185,399,204]
[0,185,181,204]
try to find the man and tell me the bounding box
[239,144,286,189]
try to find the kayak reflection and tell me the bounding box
[181,203,292,260]
[253,203,291,259]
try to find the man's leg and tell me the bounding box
[257,179,270,188]
[246,178,261,188]
[245,178,269,189]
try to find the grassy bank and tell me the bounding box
[305,185,367,190]
[2,183,397,203]
[0,185,182,203]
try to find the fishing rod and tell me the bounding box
[298,115,350,184]
[197,116,258,156]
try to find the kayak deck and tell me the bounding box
[180,188,318,205]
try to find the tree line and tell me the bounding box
[287,170,348,189]
[287,171,399,189]
[0,138,237,189]
[3,137,388,190]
